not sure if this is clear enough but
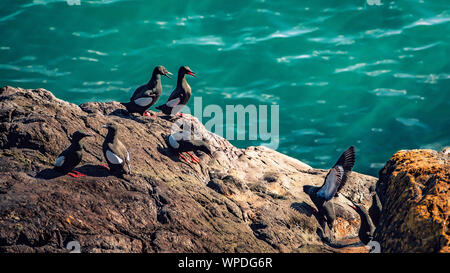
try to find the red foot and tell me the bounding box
[177,113,184,117]
[143,111,155,117]
[67,172,79,178]
[72,170,85,177]
[178,153,191,164]
[98,164,110,170]
[186,152,200,163]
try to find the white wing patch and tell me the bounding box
[134,97,153,107]
[106,150,123,164]
[166,98,180,108]
[169,135,180,149]
[55,156,65,167]
[126,151,130,162]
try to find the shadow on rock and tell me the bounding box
[157,144,184,164]
[35,168,64,180]
[291,202,315,217]
[108,109,148,124]
[76,164,110,177]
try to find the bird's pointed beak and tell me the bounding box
[84,134,93,137]
[164,71,173,79]
[187,71,196,77]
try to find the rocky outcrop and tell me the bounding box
[375,149,449,253]
[0,86,385,253]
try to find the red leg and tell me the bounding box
[178,153,191,164]
[67,172,78,178]
[186,152,200,163]
[72,170,85,177]
[98,164,110,170]
[143,111,155,118]
[177,113,184,117]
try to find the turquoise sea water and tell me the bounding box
[1,0,449,176]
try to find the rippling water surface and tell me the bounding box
[1,0,449,175]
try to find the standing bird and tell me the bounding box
[368,185,382,227]
[101,122,131,176]
[54,130,92,178]
[156,66,196,116]
[303,146,355,233]
[166,132,212,164]
[122,66,172,117]
[350,201,376,245]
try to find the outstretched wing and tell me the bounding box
[334,146,355,171]
[317,166,343,201]
[335,146,356,193]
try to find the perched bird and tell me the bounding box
[101,122,131,176]
[368,185,382,227]
[156,66,196,116]
[122,66,172,117]
[54,130,92,178]
[350,201,376,245]
[303,146,355,231]
[166,132,212,164]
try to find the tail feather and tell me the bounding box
[156,104,172,115]
[121,101,131,111]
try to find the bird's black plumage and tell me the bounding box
[54,130,91,174]
[122,66,172,116]
[303,185,336,230]
[102,122,131,176]
[350,201,376,245]
[368,185,382,227]
[156,66,195,115]
[316,146,355,201]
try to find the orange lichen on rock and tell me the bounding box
[376,149,449,253]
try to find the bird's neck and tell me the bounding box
[71,140,83,150]
[148,73,161,85]
[357,208,373,230]
[177,73,186,86]
[105,130,117,142]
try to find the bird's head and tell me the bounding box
[349,200,364,213]
[155,65,173,78]
[102,122,118,133]
[179,66,196,77]
[71,130,92,142]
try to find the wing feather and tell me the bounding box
[55,156,65,167]
[334,146,355,171]
[134,97,153,107]
[106,149,123,164]
[317,166,343,201]
[166,97,181,108]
